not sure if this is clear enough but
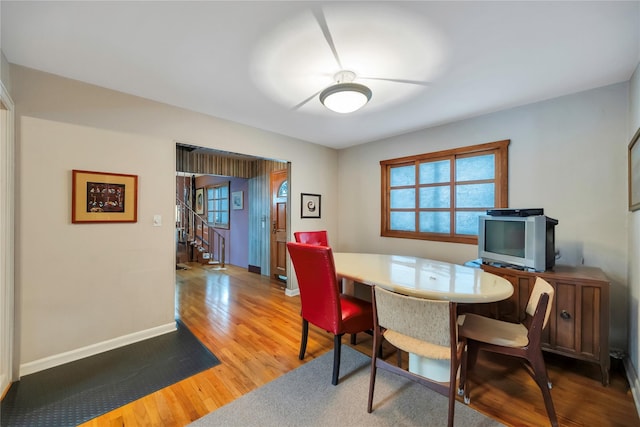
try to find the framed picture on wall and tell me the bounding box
[301,193,321,218]
[72,169,138,223]
[195,188,204,214]
[629,127,640,211]
[232,191,244,210]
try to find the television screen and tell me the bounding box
[485,220,525,258]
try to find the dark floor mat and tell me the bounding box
[1,320,220,426]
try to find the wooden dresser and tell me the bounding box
[480,263,610,385]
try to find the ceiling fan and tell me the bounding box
[293,7,431,114]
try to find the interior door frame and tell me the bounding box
[175,145,290,280]
[269,169,288,281]
[1,79,16,394]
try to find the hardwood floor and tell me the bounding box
[80,263,639,427]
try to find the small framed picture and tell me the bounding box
[195,188,204,214]
[231,190,244,210]
[301,193,321,218]
[72,169,138,223]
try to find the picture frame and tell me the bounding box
[72,169,138,223]
[195,188,205,214]
[629,127,640,212]
[231,190,244,210]
[301,193,321,218]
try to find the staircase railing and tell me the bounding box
[175,197,225,268]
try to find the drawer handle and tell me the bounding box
[560,310,572,320]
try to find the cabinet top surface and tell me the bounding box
[547,265,609,283]
[482,263,609,284]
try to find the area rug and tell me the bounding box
[189,346,504,427]
[1,320,220,427]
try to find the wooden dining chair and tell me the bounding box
[368,286,463,427]
[458,277,558,427]
[286,242,373,385]
[293,230,329,246]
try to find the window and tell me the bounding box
[381,140,509,244]
[278,180,288,198]
[206,182,230,229]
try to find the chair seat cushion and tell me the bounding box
[458,313,529,348]
[339,294,374,334]
[383,329,450,359]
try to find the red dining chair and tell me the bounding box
[294,230,329,246]
[286,242,373,385]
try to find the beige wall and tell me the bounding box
[12,65,338,372]
[18,118,176,366]
[338,82,630,351]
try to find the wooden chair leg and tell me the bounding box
[298,319,309,360]
[461,340,479,403]
[529,350,558,427]
[458,342,468,399]
[332,334,343,385]
[447,384,456,427]
[368,329,382,412]
[350,333,357,345]
[466,340,480,370]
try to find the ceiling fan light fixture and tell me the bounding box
[319,82,372,114]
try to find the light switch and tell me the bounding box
[153,214,162,226]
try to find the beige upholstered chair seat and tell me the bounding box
[459,313,529,348]
[383,329,451,360]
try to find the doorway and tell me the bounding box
[175,144,288,278]
[270,169,288,281]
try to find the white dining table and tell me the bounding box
[332,252,514,381]
[332,252,513,303]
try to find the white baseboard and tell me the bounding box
[624,357,640,418]
[285,288,300,297]
[19,322,177,377]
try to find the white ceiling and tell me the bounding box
[2,1,639,149]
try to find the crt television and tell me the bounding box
[478,215,558,272]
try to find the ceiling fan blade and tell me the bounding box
[291,89,323,110]
[359,76,432,87]
[312,6,343,69]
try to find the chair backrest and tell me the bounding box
[294,230,329,246]
[525,277,555,329]
[374,286,454,349]
[286,242,342,334]
[522,277,554,349]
